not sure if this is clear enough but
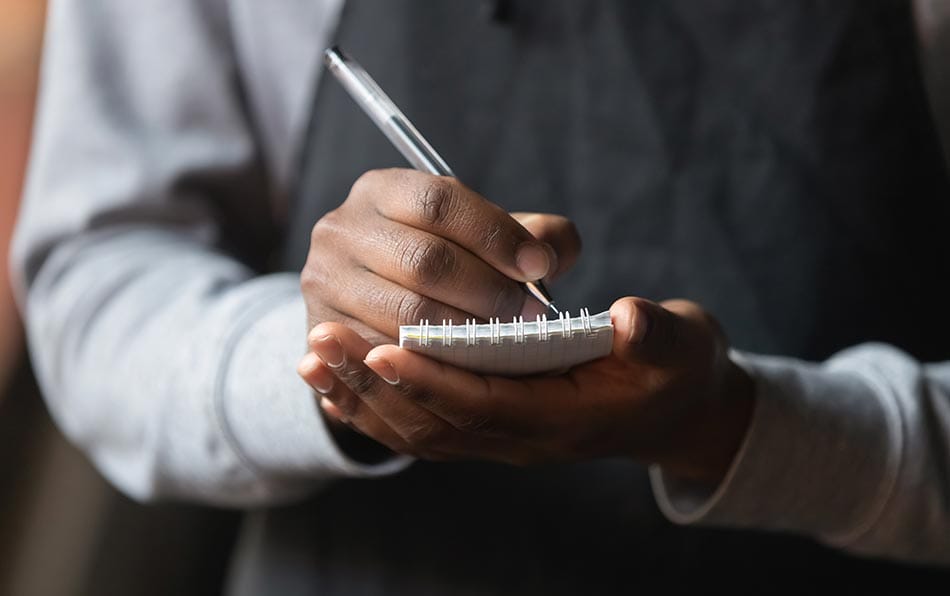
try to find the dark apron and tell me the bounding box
[253,1,950,593]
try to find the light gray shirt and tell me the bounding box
[12,0,950,568]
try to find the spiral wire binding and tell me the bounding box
[415,309,601,346]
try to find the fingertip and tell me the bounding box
[363,355,400,385]
[366,344,402,361]
[298,352,335,394]
[515,242,552,281]
[610,296,654,347]
[512,213,578,280]
[307,321,339,347]
[310,333,346,369]
[297,352,319,377]
[366,344,449,385]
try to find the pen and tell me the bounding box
[323,46,559,316]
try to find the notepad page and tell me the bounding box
[399,309,614,376]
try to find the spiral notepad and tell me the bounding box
[399,308,614,376]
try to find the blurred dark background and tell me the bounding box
[0,3,239,595]
[4,2,950,594]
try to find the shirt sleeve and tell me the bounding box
[10,0,409,507]
[650,343,950,565]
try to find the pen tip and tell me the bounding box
[547,302,560,316]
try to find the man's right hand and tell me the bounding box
[301,168,581,345]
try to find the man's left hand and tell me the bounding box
[298,296,755,485]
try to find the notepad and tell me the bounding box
[399,308,614,376]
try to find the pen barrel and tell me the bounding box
[386,116,454,177]
[324,47,454,177]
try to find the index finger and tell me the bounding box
[364,343,581,439]
[356,169,557,283]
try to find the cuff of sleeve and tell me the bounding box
[650,347,902,542]
[218,280,411,496]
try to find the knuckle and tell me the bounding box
[300,257,337,301]
[300,261,328,298]
[309,213,330,246]
[401,237,455,288]
[341,367,381,399]
[393,291,430,326]
[307,213,351,269]
[299,262,319,294]
[350,169,383,200]
[416,177,458,227]
[404,421,449,449]
[329,393,360,419]
[403,386,437,407]
[456,413,494,435]
[310,208,347,242]
[481,220,506,253]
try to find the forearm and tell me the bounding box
[12,0,409,505]
[19,227,408,505]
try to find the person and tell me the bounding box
[0,0,44,394]
[12,0,950,592]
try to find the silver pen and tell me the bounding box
[323,46,559,315]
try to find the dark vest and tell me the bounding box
[262,1,950,592]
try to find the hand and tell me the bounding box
[298,296,755,485]
[301,168,580,345]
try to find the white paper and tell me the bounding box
[399,309,614,376]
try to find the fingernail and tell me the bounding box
[364,356,400,385]
[516,242,550,280]
[297,352,319,376]
[311,368,334,395]
[313,334,345,368]
[298,353,335,394]
[628,302,653,344]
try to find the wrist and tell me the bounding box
[660,358,756,486]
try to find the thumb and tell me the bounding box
[610,296,683,364]
[511,212,581,281]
